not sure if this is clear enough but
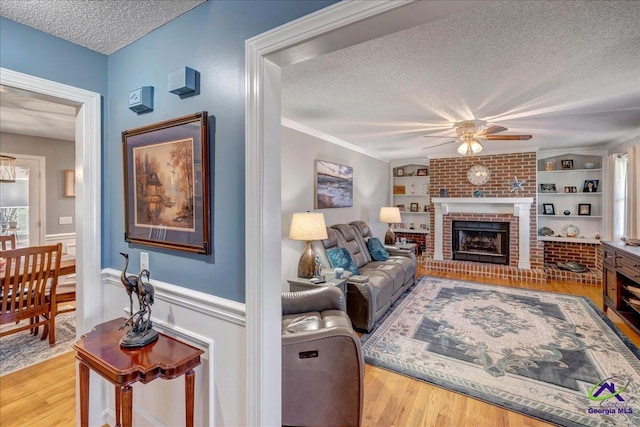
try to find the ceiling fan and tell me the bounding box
[422,120,532,155]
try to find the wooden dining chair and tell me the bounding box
[0,243,62,345]
[0,234,16,250]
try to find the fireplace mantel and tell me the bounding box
[432,197,534,269]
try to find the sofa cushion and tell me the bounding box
[327,247,360,275]
[366,237,389,261]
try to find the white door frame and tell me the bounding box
[2,153,46,245]
[0,68,101,342]
[244,0,466,424]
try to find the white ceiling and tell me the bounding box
[1,1,638,158]
[282,0,640,160]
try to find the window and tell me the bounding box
[612,153,628,241]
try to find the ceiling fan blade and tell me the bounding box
[422,140,457,149]
[484,134,532,140]
[479,126,508,136]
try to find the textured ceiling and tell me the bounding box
[0,0,206,55]
[282,0,640,160]
[0,0,205,142]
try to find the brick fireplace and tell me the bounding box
[424,152,546,282]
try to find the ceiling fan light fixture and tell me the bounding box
[457,137,483,156]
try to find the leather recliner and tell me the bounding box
[282,286,364,427]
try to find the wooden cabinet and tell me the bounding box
[391,161,430,235]
[602,241,640,335]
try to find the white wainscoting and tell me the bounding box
[101,269,246,426]
[45,232,76,257]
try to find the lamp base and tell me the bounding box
[384,226,395,245]
[297,241,316,279]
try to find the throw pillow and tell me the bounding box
[367,237,390,261]
[326,247,360,275]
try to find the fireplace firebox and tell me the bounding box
[452,221,509,265]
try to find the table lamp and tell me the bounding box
[379,207,401,245]
[289,212,329,278]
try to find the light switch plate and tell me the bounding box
[140,252,149,271]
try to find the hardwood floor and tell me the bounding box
[1,268,638,427]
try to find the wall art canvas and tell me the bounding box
[314,160,353,209]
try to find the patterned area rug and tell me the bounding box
[361,277,640,427]
[0,312,76,376]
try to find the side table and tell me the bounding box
[73,318,204,427]
[287,272,348,295]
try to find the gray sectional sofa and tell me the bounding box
[312,221,417,332]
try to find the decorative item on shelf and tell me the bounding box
[407,171,415,177]
[578,203,591,216]
[410,202,419,212]
[473,190,485,197]
[417,168,428,176]
[128,86,154,113]
[564,186,577,193]
[420,224,427,230]
[594,232,601,240]
[540,183,556,193]
[423,205,429,212]
[562,224,579,238]
[393,185,406,195]
[395,167,404,177]
[557,261,588,273]
[583,179,599,192]
[509,176,527,193]
[545,161,555,171]
[379,207,402,245]
[289,211,329,278]
[564,210,571,215]
[118,253,158,348]
[168,66,199,98]
[584,162,595,169]
[561,159,574,170]
[467,165,490,185]
[0,155,16,182]
[409,222,415,230]
[397,204,405,212]
[622,237,640,246]
[396,222,405,229]
[538,227,554,236]
[543,203,555,215]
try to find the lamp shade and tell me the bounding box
[289,212,328,241]
[0,155,16,183]
[379,207,401,223]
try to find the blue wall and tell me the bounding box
[0,1,336,302]
[0,17,108,95]
[107,1,337,301]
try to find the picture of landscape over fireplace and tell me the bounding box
[452,221,509,265]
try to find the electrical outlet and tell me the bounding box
[59,216,73,225]
[140,252,149,271]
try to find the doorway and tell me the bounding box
[0,155,45,247]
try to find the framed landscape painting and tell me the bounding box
[122,112,211,254]
[315,160,353,209]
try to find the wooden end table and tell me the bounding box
[73,318,204,427]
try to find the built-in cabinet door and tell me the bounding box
[603,266,619,309]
